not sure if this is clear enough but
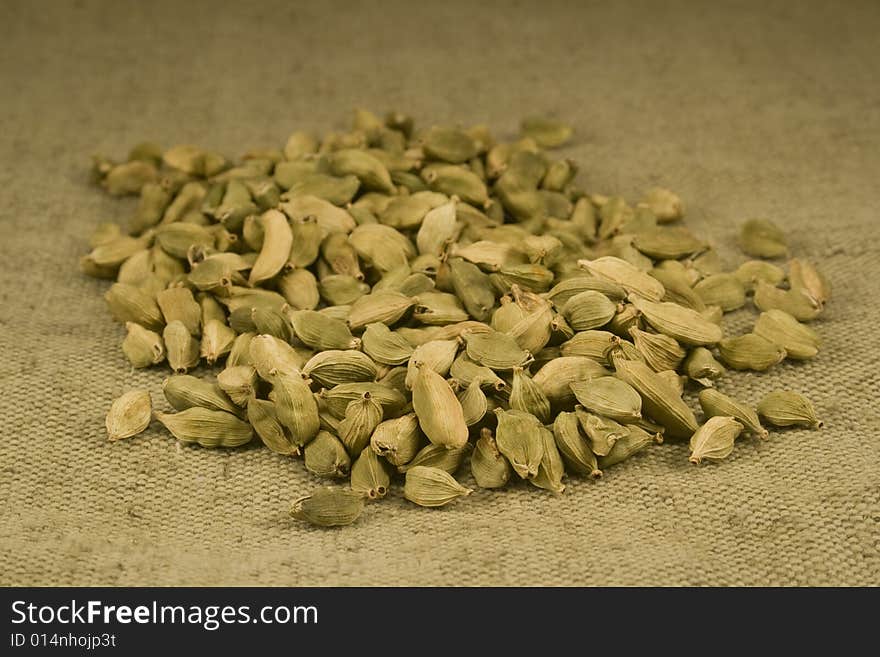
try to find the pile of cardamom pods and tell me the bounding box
[87,110,828,527]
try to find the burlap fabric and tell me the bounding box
[1,0,877,586]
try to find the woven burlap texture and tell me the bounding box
[1,0,878,586]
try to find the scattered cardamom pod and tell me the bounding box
[105,390,152,441]
[757,391,823,429]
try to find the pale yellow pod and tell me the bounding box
[248,210,293,286]
[106,390,152,441]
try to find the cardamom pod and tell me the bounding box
[303,350,378,388]
[304,430,352,479]
[155,407,253,447]
[337,391,384,456]
[740,218,787,258]
[530,426,566,494]
[612,357,699,439]
[509,366,552,423]
[411,361,469,449]
[597,425,661,469]
[683,347,726,387]
[106,390,152,441]
[753,309,820,360]
[493,408,544,479]
[757,391,823,429]
[370,413,424,467]
[163,320,200,373]
[216,365,257,407]
[121,321,166,368]
[404,466,472,507]
[698,388,767,439]
[291,488,364,527]
[350,446,392,500]
[718,333,786,371]
[272,371,321,449]
[689,416,743,464]
[571,376,642,423]
[470,428,512,489]
[629,296,723,346]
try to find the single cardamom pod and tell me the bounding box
[520,116,573,148]
[163,374,241,416]
[632,226,704,260]
[753,309,820,360]
[689,416,743,464]
[552,411,601,478]
[464,329,532,371]
[570,376,642,424]
[226,332,255,368]
[448,257,495,322]
[289,310,361,351]
[739,218,787,258]
[718,333,786,371]
[121,321,166,368]
[629,296,723,346]
[272,371,321,449]
[611,356,699,439]
[291,488,364,527]
[579,256,666,302]
[248,334,304,381]
[470,428,512,489]
[105,390,152,441]
[693,273,746,311]
[509,366,552,423]
[302,350,378,388]
[530,426,566,495]
[347,291,416,330]
[216,365,257,407]
[200,319,236,365]
[397,442,469,474]
[156,286,202,336]
[628,327,685,373]
[493,408,544,479]
[411,361,469,449]
[163,320,200,373]
[561,290,618,331]
[105,283,164,331]
[449,352,507,390]
[403,466,472,507]
[458,379,488,426]
[682,347,726,387]
[417,200,459,257]
[405,339,459,389]
[362,322,414,365]
[304,430,352,479]
[698,389,768,439]
[350,446,392,500]
[155,407,253,447]
[639,187,683,223]
[574,407,628,456]
[757,391,823,429]
[370,413,424,467]
[337,391,384,456]
[559,330,617,363]
[788,258,830,307]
